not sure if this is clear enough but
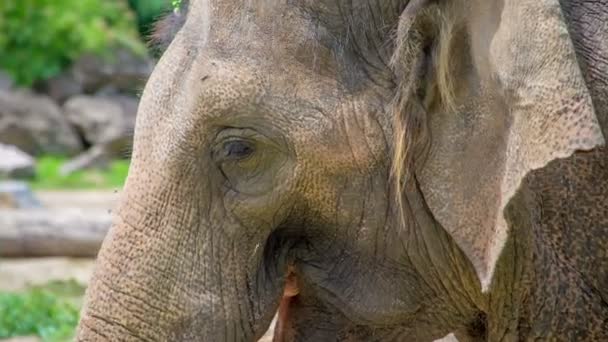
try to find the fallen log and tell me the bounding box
[0,209,111,257]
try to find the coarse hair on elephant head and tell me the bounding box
[390,0,463,227]
[76,0,607,341]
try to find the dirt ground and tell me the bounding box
[0,257,95,292]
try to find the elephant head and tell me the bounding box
[77,0,605,341]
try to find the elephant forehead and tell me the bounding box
[184,1,335,66]
[179,0,394,91]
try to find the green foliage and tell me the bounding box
[172,0,183,11]
[29,156,130,190]
[0,280,85,341]
[0,0,146,86]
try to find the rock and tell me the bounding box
[0,181,42,209]
[112,94,139,124]
[0,89,83,156]
[95,84,121,97]
[35,71,83,104]
[0,70,13,91]
[0,144,35,179]
[63,95,137,147]
[61,94,136,175]
[64,95,124,144]
[72,47,154,94]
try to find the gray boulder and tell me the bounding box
[61,94,137,174]
[0,89,83,156]
[0,144,35,179]
[35,71,83,104]
[0,70,13,91]
[72,47,154,94]
[63,95,137,147]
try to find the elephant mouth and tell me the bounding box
[273,265,299,342]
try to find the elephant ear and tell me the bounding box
[396,0,605,290]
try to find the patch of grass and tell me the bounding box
[0,280,86,342]
[29,156,129,190]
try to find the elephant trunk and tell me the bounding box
[76,162,283,341]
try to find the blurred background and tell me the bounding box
[0,1,175,340]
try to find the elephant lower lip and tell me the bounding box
[273,266,299,342]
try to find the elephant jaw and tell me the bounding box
[273,265,299,342]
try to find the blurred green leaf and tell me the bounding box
[0,0,147,86]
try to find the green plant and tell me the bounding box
[172,0,183,11]
[29,155,130,190]
[0,280,85,341]
[0,0,146,86]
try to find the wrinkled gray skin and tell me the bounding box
[77,0,608,341]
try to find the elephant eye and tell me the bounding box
[222,140,255,160]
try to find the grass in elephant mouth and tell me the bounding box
[0,280,85,342]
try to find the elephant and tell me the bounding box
[76,0,608,340]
